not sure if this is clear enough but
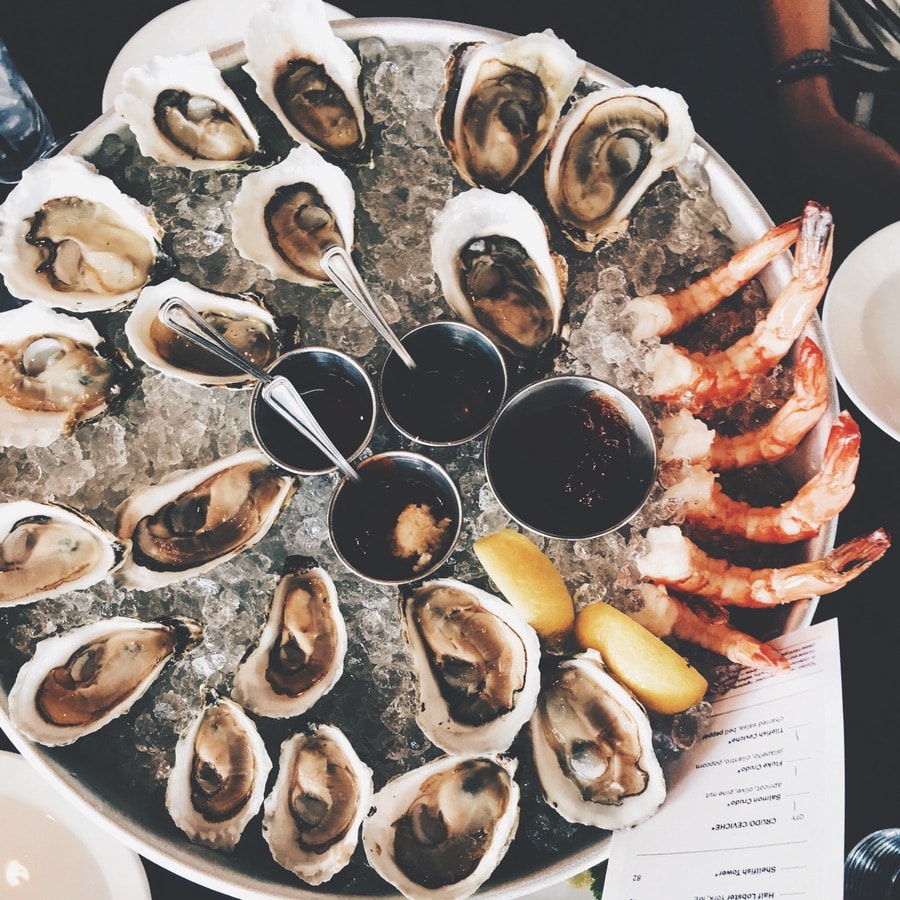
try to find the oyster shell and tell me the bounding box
[544,85,695,250]
[243,0,367,162]
[8,614,203,746]
[438,30,583,191]
[0,500,127,608]
[166,694,272,851]
[114,447,296,590]
[0,155,165,312]
[262,724,373,885]
[125,278,282,388]
[0,303,135,447]
[400,578,541,755]
[230,143,355,285]
[362,754,520,900]
[530,649,666,829]
[115,50,261,169]
[430,187,568,357]
[232,556,346,718]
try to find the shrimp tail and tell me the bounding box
[752,526,892,605]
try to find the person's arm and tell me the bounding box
[760,0,900,202]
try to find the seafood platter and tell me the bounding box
[0,2,889,898]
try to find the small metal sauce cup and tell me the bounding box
[484,375,658,540]
[250,347,376,476]
[327,450,463,584]
[379,320,507,446]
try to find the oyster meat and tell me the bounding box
[362,754,520,900]
[530,649,666,830]
[544,85,695,250]
[115,50,261,169]
[0,500,127,608]
[243,0,367,162]
[114,447,296,590]
[263,724,373,885]
[0,155,165,312]
[166,694,272,851]
[0,303,135,447]
[431,187,568,357]
[438,30,583,191]
[232,557,346,718]
[400,578,541,755]
[230,143,355,285]
[8,614,203,746]
[125,278,282,388]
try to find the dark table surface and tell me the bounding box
[1,1,897,898]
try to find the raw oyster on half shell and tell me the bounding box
[230,143,355,285]
[544,85,695,249]
[0,500,127,608]
[262,724,373,885]
[243,0,367,162]
[400,578,541,755]
[232,557,346,718]
[166,694,272,851]
[8,614,203,746]
[125,278,282,388]
[114,447,296,590]
[115,50,261,169]
[0,303,135,447]
[431,187,567,357]
[0,155,166,312]
[362,754,520,900]
[530,649,666,829]
[438,30,583,191]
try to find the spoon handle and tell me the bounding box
[262,377,362,484]
[159,296,362,484]
[158,296,273,384]
[321,245,418,372]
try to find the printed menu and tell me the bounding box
[604,619,844,900]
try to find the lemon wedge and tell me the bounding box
[473,529,575,645]
[575,601,708,715]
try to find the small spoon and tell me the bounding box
[158,296,362,484]
[320,244,418,372]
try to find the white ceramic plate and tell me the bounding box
[101,0,354,112]
[822,220,900,442]
[0,750,151,900]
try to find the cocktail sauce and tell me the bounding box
[488,390,641,537]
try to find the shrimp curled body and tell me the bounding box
[663,411,860,543]
[630,583,790,671]
[647,202,834,413]
[636,524,891,607]
[628,215,801,340]
[658,337,829,470]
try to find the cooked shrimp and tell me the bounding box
[646,201,834,413]
[630,583,790,671]
[658,337,829,469]
[628,215,801,340]
[636,524,890,607]
[663,411,860,543]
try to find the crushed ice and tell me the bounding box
[0,29,775,885]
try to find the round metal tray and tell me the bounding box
[0,17,837,900]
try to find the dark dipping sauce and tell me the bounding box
[329,455,461,583]
[487,389,648,539]
[382,346,502,443]
[380,322,507,445]
[251,351,374,474]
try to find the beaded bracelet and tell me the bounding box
[773,49,835,86]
